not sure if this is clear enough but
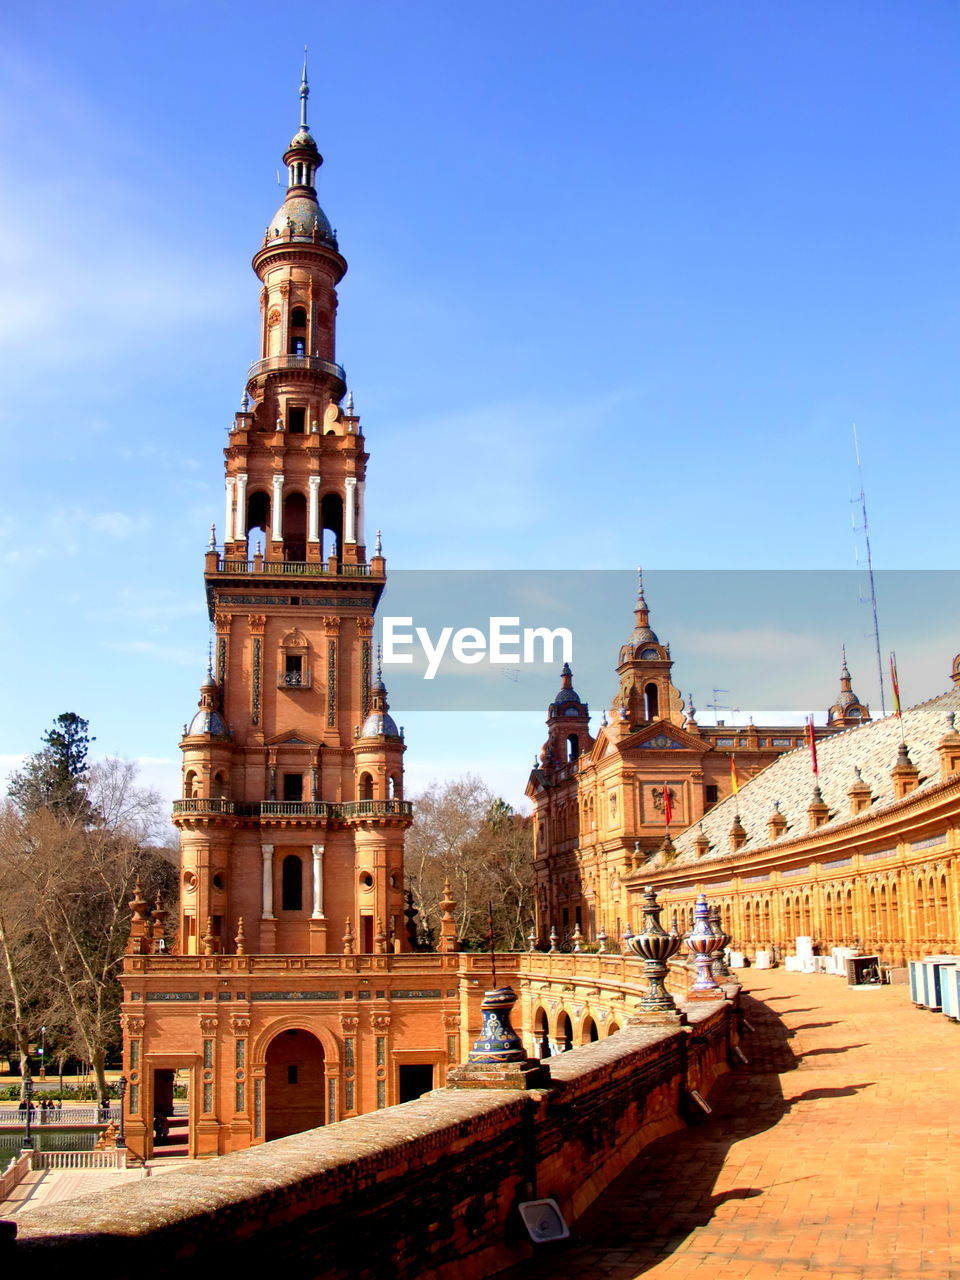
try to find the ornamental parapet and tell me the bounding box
[214,558,375,578]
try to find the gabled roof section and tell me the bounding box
[265,729,324,747]
[620,719,709,754]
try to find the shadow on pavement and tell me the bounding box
[494,990,800,1277]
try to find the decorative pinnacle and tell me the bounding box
[376,642,383,684]
[374,528,382,555]
[208,523,217,551]
[345,389,355,416]
[240,389,250,412]
[299,48,309,130]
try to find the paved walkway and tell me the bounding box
[502,968,960,1280]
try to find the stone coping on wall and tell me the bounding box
[9,995,734,1278]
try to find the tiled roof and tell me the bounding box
[672,685,960,864]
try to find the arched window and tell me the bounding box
[184,769,198,799]
[321,492,343,561]
[289,307,307,355]
[566,734,579,762]
[283,492,307,561]
[212,771,226,798]
[358,772,374,801]
[644,683,659,720]
[581,1016,599,1044]
[246,490,270,558]
[282,855,303,911]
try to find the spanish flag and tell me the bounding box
[806,716,819,776]
[663,782,673,828]
[730,754,739,795]
[890,652,902,718]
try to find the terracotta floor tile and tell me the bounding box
[496,968,960,1280]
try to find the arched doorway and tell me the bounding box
[581,1016,599,1045]
[264,1028,325,1141]
[533,1008,550,1059]
[557,1012,573,1052]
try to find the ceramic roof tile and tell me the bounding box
[672,685,960,865]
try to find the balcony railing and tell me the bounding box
[279,670,312,688]
[173,798,413,821]
[260,801,331,818]
[216,559,372,578]
[339,800,413,819]
[172,799,237,816]
[246,354,346,383]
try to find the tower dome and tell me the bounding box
[360,661,401,739]
[186,667,229,737]
[264,55,337,248]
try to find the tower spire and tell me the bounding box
[299,48,309,131]
[629,567,659,644]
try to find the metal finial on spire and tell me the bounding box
[374,529,382,556]
[637,566,646,604]
[376,642,383,683]
[208,523,217,551]
[206,638,214,678]
[240,389,250,412]
[344,389,355,416]
[299,48,309,130]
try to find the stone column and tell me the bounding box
[356,480,365,548]
[224,477,235,543]
[308,475,321,543]
[271,473,284,543]
[312,844,325,918]
[344,477,357,544]
[235,472,248,541]
[261,845,274,919]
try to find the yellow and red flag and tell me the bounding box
[806,716,819,776]
[890,652,902,718]
[730,754,739,795]
[663,782,673,828]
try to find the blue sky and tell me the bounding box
[1,2,957,811]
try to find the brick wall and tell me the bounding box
[9,994,737,1279]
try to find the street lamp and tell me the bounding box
[22,1074,34,1151]
[116,1074,128,1148]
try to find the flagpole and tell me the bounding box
[853,424,887,716]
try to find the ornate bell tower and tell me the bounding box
[173,65,411,959]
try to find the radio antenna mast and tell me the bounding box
[852,424,886,715]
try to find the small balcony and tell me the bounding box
[278,670,312,689]
[246,354,346,385]
[172,798,413,823]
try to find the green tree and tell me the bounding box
[8,712,95,820]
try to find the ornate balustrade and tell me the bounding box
[246,353,346,383]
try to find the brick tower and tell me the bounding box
[175,61,410,960]
[117,73,477,1163]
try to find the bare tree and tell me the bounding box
[0,757,175,1097]
[405,777,534,950]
